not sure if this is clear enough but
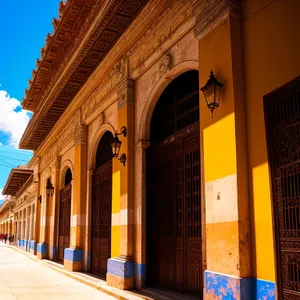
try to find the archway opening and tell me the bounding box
[58,168,72,263]
[146,70,202,296]
[91,131,113,276]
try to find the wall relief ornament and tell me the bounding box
[99,112,105,126]
[159,53,173,75]
[193,0,241,39]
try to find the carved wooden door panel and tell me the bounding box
[265,76,300,299]
[92,160,112,276]
[58,184,71,263]
[147,125,201,295]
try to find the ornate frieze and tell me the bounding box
[82,56,128,120]
[193,0,241,39]
[129,0,194,74]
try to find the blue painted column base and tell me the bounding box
[64,248,83,272]
[205,270,275,299]
[37,243,48,259]
[30,240,36,255]
[107,258,135,290]
[135,263,146,288]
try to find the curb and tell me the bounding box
[7,245,151,300]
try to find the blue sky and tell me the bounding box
[0,0,61,201]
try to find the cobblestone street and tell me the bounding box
[0,244,116,300]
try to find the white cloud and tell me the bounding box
[0,90,31,148]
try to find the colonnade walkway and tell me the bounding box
[0,244,116,300]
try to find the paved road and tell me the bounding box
[0,244,116,300]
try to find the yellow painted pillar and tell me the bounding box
[64,125,87,271]
[107,80,135,290]
[37,173,53,259]
[194,1,257,298]
[134,140,149,288]
[50,156,61,261]
[32,170,40,255]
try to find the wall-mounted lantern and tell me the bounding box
[200,71,223,116]
[46,178,54,197]
[111,126,127,166]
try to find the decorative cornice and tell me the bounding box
[117,79,135,110]
[20,0,148,150]
[193,0,241,40]
[74,124,87,146]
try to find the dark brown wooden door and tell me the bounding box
[265,76,300,299]
[91,160,112,276]
[147,124,201,295]
[58,184,71,263]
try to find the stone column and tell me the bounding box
[20,210,25,248]
[37,174,51,260]
[84,169,94,271]
[28,204,34,252]
[25,206,30,251]
[50,156,61,261]
[33,169,40,255]
[64,125,87,271]
[107,80,135,289]
[194,1,254,298]
[134,140,150,288]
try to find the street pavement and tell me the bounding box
[0,244,116,300]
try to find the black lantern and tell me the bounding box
[110,126,127,166]
[46,178,54,197]
[200,71,223,115]
[111,135,122,158]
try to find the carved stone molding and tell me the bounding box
[82,57,128,121]
[193,0,241,39]
[74,124,87,146]
[117,79,135,110]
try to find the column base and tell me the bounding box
[37,243,48,259]
[51,246,57,261]
[64,248,83,272]
[30,240,36,255]
[204,270,275,299]
[135,263,146,289]
[107,258,135,290]
[20,239,25,250]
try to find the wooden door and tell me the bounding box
[91,160,112,276]
[265,76,300,298]
[58,184,71,263]
[147,124,201,295]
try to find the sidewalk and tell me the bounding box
[5,244,199,300]
[0,243,117,300]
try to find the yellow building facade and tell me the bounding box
[2,0,300,299]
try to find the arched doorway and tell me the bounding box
[58,168,72,263]
[146,71,202,295]
[91,131,113,276]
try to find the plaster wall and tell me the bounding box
[242,0,300,283]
